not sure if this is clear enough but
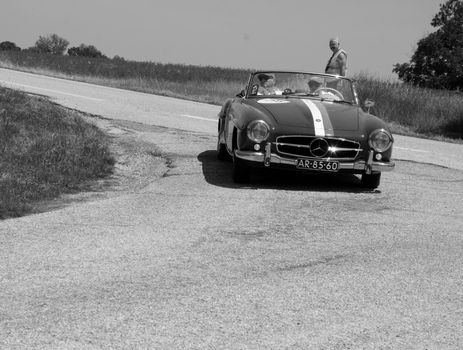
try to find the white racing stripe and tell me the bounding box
[181,114,217,122]
[0,81,105,102]
[301,100,325,136]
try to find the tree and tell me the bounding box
[34,34,69,55]
[393,0,463,90]
[0,41,21,51]
[68,44,106,58]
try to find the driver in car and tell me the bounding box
[307,76,323,94]
[308,76,342,100]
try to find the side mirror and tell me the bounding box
[236,90,245,98]
[364,99,375,113]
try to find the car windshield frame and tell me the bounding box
[245,71,359,105]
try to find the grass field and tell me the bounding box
[1,51,462,141]
[0,87,114,218]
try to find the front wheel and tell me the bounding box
[361,172,381,189]
[232,153,250,183]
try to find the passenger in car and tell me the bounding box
[257,73,281,95]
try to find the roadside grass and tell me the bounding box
[356,73,463,140]
[0,51,250,105]
[0,51,462,141]
[0,87,114,218]
[72,75,244,105]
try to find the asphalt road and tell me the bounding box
[1,68,462,349]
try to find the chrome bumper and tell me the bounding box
[235,149,395,173]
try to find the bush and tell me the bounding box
[68,44,106,58]
[0,41,21,51]
[34,33,69,55]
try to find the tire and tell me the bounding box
[232,154,250,183]
[217,139,230,161]
[361,172,381,189]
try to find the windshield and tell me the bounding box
[247,72,358,104]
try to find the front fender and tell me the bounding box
[229,101,277,150]
[359,112,394,161]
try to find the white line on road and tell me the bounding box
[395,146,429,153]
[0,81,105,102]
[181,114,217,122]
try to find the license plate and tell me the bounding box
[295,159,339,172]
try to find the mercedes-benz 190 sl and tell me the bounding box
[217,71,395,189]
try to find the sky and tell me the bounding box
[0,0,443,79]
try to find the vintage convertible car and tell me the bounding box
[217,71,395,188]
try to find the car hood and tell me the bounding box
[251,97,359,133]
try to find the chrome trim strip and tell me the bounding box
[276,152,358,161]
[330,147,364,152]
[275,142,313,149]
[234,150,395,172]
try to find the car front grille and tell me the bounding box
[275,136,361,160]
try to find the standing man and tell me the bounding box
[325,37,347,76]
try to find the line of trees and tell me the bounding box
[0,33,109,59]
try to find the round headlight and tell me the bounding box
[369,129,393,152]
[247,120,270,143]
